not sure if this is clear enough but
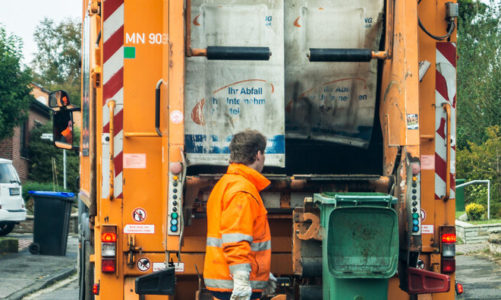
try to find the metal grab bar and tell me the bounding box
[442,102,451,201]
[124,79,163,138]
[107,100,116,201]
[155,79,163,136]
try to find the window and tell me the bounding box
[0,163,19,183]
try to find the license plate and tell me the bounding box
[9,188,20,196]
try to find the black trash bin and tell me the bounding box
[28,191,75,256]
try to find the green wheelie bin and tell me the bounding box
[315,193,399,300]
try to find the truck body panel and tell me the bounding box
[72,0,458,299]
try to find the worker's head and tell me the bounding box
[229,129,267,172]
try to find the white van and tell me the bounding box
[0,159,27,236]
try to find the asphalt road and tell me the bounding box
[23,274,78,300]
[15,241,501,299]
[456,254,501,299]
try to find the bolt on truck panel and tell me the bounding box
[72,0,458,299]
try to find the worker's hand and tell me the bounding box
[263,272,277,297]
[230,271,252,300]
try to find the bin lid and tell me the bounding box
[315,192,399,279]
[28,191,75,199]
[315,192,396,208]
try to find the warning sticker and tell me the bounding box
[407,114,419,130]
[421,225,434,234]
[173,262,184,273]
[170,110,184,124]
[420,155,435,170]
[124,153,146,169]
[132,208,147,222]
[123,224,155,234]
[137,258,151,272]
[153,262,166,272]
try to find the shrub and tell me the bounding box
[22,181,67,214]
[466,203,486,221]
[491,202,501,219]
[27,122,80,192]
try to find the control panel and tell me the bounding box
[409,173,421,235]
[168,172,182,235]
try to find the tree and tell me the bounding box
[28,122,80,192]
[457,0,501,149]
[0,26,34,140]
[457,126,501,217]
[31,18,81,106]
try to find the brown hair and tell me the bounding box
[229,129,267,165]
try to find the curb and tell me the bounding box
[5,267,77,300]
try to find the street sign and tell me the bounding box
[41,133,53,141]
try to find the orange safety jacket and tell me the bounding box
[203,163,271,293]
[61,127,72,143]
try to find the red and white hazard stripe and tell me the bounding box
[102,0,124,199]
[435,42,456,200]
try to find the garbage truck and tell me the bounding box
[49,0,460,298]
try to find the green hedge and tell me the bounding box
[22,181,68,214]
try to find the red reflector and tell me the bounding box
[441,258,455,274]
[93,283,100,295]
[456,282,464,294]
[441,233,456,243]
[102,232,117,242]
[102,259,116,273]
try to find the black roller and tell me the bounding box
[309,48,372,62]
[299,285,323,300]
[207,46,271,61]
[302,257,323,278]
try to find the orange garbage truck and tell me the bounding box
[50,0,460,299]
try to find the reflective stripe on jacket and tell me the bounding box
[203,163,271,292]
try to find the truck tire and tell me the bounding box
[0,222,15,236]
[78,198,94,300]
[79,239,94,300]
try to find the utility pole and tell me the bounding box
[63,149,67,189]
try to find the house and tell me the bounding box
[0,83,51,182]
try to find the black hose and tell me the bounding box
[418,18,456,41]
[417,0,455,41]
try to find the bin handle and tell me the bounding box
[442,102,451,201]
[107,100,115,201]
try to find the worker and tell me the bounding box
[203,129,276,300]
[55,90,70,107]
[59,120,73,144]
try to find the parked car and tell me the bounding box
[0,159,26,236]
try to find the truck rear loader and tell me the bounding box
[50,0,461,299]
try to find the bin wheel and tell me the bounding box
[29,242,40,255]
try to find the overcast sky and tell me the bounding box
[0,0,81,65]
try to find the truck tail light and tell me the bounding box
[456,282,464,295]
[102,258,116,273]
[441,257,455,273]
[101,226,117,273]
[93,282,100,295]
[440,226,456,274]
